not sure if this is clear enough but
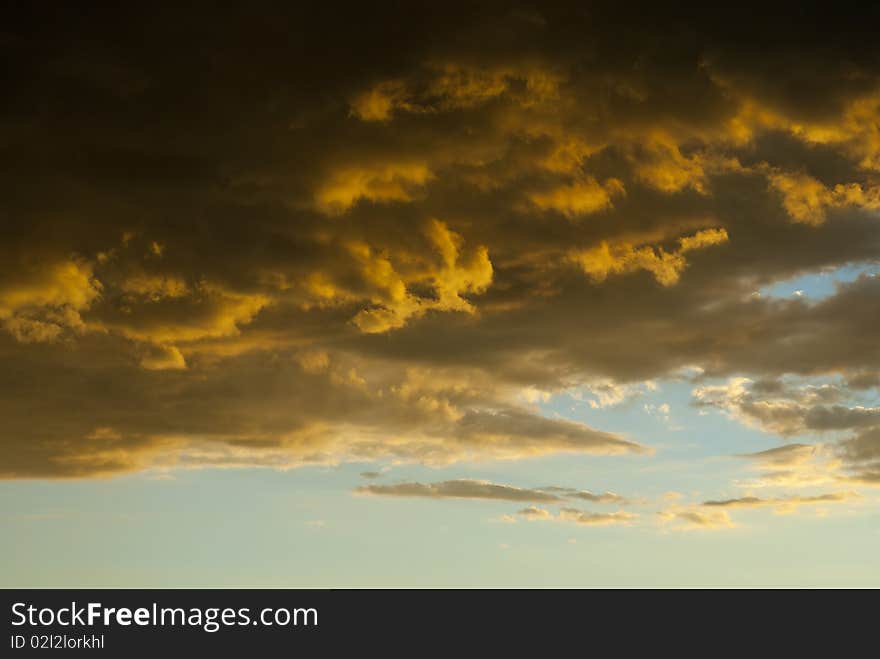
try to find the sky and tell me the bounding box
[2,3,880,587]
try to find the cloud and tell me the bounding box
[348,61,563,121]
[355,479,565,503]
[349,80,410,122]
[516,505,553,519]
[119,273,189,301]
[736,443,844,489]
[838,427,880,484]
[738,443,817,467]
[696,375,880,488]
[630,136,716,194]
[526,177,625,217]
[354,479,635,513]
[139,344,187,371]
[702,491,858,511]
[767,170,880,225]
[568,228,728,287]
[536,486,628,504]
[313,162,434,215]
[451,408,646,456]
[0,258,101,343]
[0,334,648,477]
[658,508,736,530]
[514,506,637,526]
[349,219,493,333]
[3,3,880,484]
[572,379,649,409]
[557,508,638,526]
[692,376,880,436]
[839,427,880,463]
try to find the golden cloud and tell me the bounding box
[0,258,101,343]
[313,161,434,214]
[526,176,625,217]
[568,227,729,286]
[3,4,880,489]
[350,219,493,333]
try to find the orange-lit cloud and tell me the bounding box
[2,3,880,493]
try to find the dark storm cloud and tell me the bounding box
[3,2,880,476]
[0,330,638,477]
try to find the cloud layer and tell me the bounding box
[2,4,880,485]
